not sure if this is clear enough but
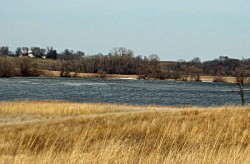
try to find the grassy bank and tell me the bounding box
[41,70,139,79]
[41,70,238,83]
[0,101,250,163]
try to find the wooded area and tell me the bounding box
[0,46,250,82]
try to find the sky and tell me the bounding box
[0,0,250,61]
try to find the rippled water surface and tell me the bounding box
[0,77,249,106]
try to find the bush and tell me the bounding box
[0,56,15,77]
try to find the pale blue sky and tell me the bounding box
[0,0,250,61]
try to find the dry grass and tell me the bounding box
[200,76,236,83]
[41,70,238,83]
[40,70,139,79]
[40,70,236,83]
[0,101,250,163]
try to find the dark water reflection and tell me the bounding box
[0,77,249,106]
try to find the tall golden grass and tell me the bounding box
[0,101,249,163]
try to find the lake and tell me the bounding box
[0,77,249,106]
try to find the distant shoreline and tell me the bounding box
[37,70,238,83]
[2,69,239,83]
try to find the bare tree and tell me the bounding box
[0,46,9,55]
[110,47,134,57]
[15,47,22,56]
[46,47,58,59]
[17,57,38,76]
[235,67,249,106]
[21,47,29,56]
[30,47,46,58]
[189,57,202,82]
[0,56,15,77]
[147,54,162,79]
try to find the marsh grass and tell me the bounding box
[0,101,249,163]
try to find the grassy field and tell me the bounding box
[0,101,250,163]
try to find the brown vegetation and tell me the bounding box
[0,56,15,77]
[0,101,250,163]
[1,46,250,83]
[0,55,247,84]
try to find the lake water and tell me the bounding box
[0,77,249,106]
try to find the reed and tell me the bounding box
[0,101,249,163]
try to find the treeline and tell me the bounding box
[0,46,162,78]
[0,56,40,77]
[168,56,250,82]
[53,48,162,79]
[0,46,60,59]
[0,46,250,81]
